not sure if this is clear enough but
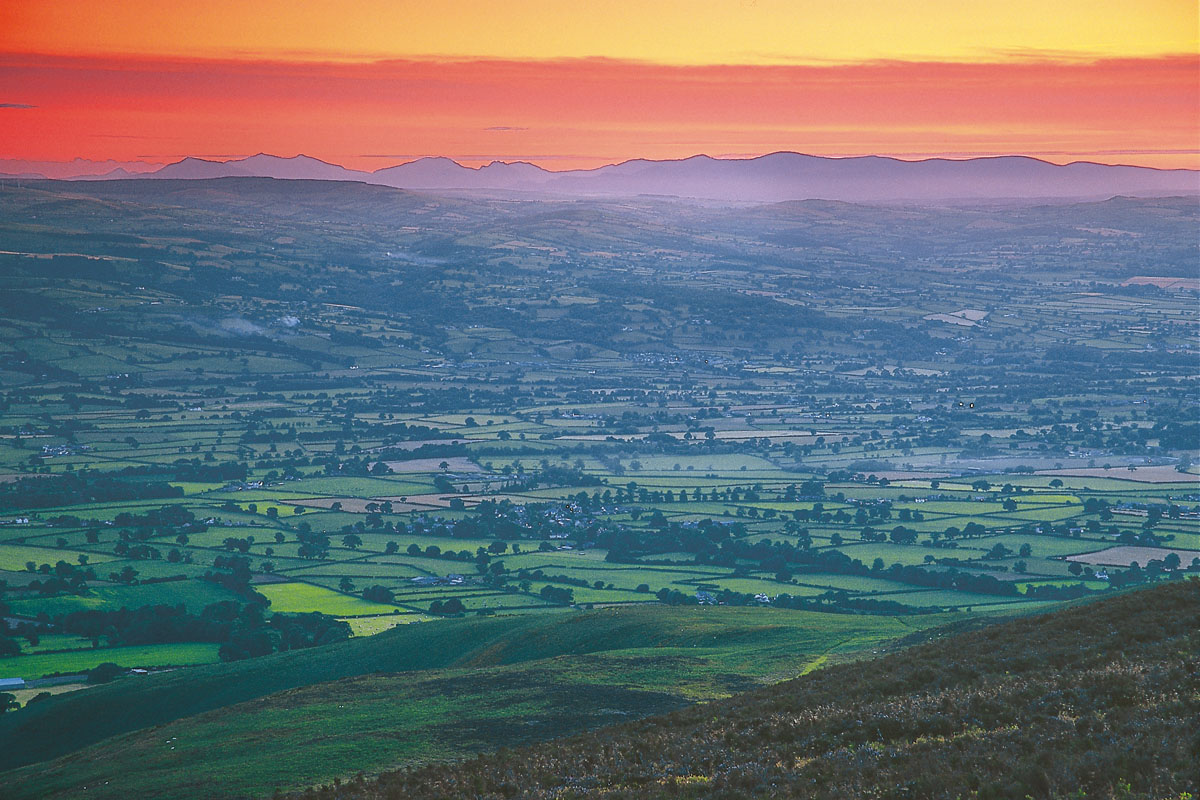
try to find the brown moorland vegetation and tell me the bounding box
[296,580,1199,800]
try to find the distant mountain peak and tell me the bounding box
[121,151,1200,202]
[151,153,366,181]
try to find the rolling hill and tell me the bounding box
[295,580,1200,800]
[0,606,948,799]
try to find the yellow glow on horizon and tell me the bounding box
[5,0,1197,64]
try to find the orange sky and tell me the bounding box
[1,1,1197,169]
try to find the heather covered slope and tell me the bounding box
[301,580,1200,800]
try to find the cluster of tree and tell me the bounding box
[506,466,603,491]
[362,585,395,604]
[515,569,591,590]
[404,542,481,562]
[433,500,575,541]
[654,584,927,615]
[19,560,96,596]
[1107,557,1196,588]
[104,460,249,483]
[601,517,738,560]
[296,525,332,559]
[538,585,575,605]
[202,555,267,601]
[428,597,466,615]
[86,662,126,684]
[0,595,20,657]
[321,456,394,477]
[653,587,703,606]
[0,474,182,511]
[773,591,919,615]
[218,605,351,662]
[606,522,1104,601]
[52,601,350,662]
[380,501,612,546]
[111,504,198,530]
[872,562,1017,596]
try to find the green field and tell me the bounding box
[1,643,221,679]
[256,582,404,615]
[7,581,241,617]
[0,544,117,571]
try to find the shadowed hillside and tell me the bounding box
[0,607,945,798]
[296,580,1200,800]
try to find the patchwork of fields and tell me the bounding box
[2,396,1196,680]
[0,182,1196,797]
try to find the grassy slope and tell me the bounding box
[0,606,967,798]
[300,579,1200,800]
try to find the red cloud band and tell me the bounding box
[1,53,1196,169]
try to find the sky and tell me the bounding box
[1,0,1197,171]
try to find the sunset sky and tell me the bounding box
[1,0,1197,171]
